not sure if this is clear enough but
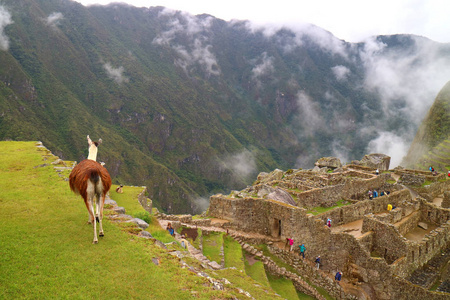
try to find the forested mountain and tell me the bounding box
[1,0,450,213]
[402,81,450,170]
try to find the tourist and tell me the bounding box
[373,190,378,198]
[376,169,379,175]
[448,170,450,178]
[315,256,321,269]
[387,204,392,211]
[299,244,306,259]
[335,271,342,283]
[180,234,187,248]
[326,218,331,228]
[166,222,175,236]
[288,237,294,252]
[368,190,373,200]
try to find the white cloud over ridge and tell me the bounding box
[103,62,129,84]
[46,12,64,28]
[0,6,13,51]
[331,65,350,81]
[153,10,220,76]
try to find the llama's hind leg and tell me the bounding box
[95,194,105,237]
[87,196,98,244]
[83,198,95,224]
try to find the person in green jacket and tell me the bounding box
[299,244,306,259]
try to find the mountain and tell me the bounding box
[402,81,450,170]
[1,0,450,213]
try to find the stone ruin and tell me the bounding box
[201,154,450,299]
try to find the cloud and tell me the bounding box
[153,10,220,76]
[245,21,348,58]
[331,65,350,81]
[294,90,325,136]
[360,36,450,122]
[103,62,129,84]
[0,5,13,51]
[46,12,63,28]
[191,196,209,214]
[251,52,274,88]
[366,131,408,167]
[220,149,257,180]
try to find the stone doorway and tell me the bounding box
[272,218,281,238]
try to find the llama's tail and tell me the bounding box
[89,169,100,185]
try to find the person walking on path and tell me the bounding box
[299,244,306,259]
[326,218,331,228]
[315,256,321,269]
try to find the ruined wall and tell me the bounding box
[395,211,421,236]
[408,175,450,198]
[361,215,408,264]
[294,173,391,208]
[137,187,153,214]
[391,277,450,300]
[420,201,450,225]
[318,189,412,225]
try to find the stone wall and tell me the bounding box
[442,191,450,209]
[361,215,408,264]
[137,187,153,214]
[395,211,421,236]
[293,173,390,208]
[420,201,450,225]
[318,189,412,225]
[391,276,450,300]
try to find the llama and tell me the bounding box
[69,135,111,243]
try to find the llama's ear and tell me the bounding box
[98,139,102,145]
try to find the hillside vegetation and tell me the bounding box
[1,0,449,213]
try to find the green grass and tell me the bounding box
[223,235,246,269]
[244,252,271,287]
[307,199,350,215]
[214,268,283,300]
[202,231,224,264]
[0,141,248,299]
[109,184,147,216]
[266,272,303,300]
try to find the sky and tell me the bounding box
[76,0,450,43]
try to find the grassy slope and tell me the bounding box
[0,141,279,299]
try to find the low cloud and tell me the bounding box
[251,52,274,88]
[46,12,63,28]
[331,65,350,81]
[0,6,13,51]
[366,131,409,167]
[103,62,129,84]
[220,149,257,180]
[191,196,209,214]
[153,10,220,77]
[295,90,325,137]
[359,36,450,162]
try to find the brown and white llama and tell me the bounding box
[69,135,112,244]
